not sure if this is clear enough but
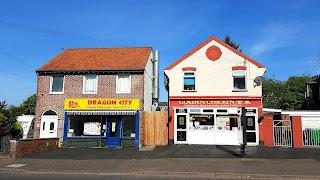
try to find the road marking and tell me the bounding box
[5,164,27,168]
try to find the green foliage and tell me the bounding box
[263,75,312,110]
[0,113,11,137]
[11,122,23,138]
[223,35,242,52]
[21,94,36,115]
[262,78,286,109]
[0,94,36,137]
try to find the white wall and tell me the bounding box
[164,40,266,97]
[143,51,154,111]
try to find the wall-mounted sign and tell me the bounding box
[170,99,261,107]
[64,98,140,110]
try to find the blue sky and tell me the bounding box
[1,0,320,106]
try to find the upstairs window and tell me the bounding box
[50,75,64,94]
[233,70,246,90]
[116,74,131,93]
[184,71,195,90]
[83,74,98,93]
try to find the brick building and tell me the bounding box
[35,48,160,148]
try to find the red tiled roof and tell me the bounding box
[37,48,152,72]
[165,36,265,70]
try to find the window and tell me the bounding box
[233,70,246,90]
[83,74,98,93]
[68,115,106,137]
[50,75,64,94]
[122,116,136,137]
[177,115,187,129]
[49,122,54,130]
[184,72,195,90]
[116,74,131,93]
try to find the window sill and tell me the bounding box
[182,90,197,92]
[116,92,131,94]
[83,92,98,94]
[232,89,248,92]
[49,92,64,95]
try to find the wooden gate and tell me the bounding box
[143,111,168,146]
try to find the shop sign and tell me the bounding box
[171,99,261,107]
[64,98,140,110]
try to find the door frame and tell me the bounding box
[106,116,122,147]
[40,115,58,138]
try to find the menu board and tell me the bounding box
[83,122,101,135]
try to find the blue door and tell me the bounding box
[106,117,122,147]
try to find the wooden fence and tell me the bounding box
[143,111,168,146]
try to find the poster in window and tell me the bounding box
[177,115,186,129]
[246,116,256,130]
[177,131,186,141]
[83,122,101,135]
[216,116,230,131]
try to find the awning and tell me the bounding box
[66,110,136,115]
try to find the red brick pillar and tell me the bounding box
[291,116,303,148]
[261,114,274,147]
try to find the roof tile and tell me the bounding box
[37,47,152,72]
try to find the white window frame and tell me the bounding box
[83,74,98,94]
[116,74,131,93]
[183,71,196,91]
[233,70,246,90]
[50,75,64,94]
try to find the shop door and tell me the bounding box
[39,115,58,138]
[106,117,122,147]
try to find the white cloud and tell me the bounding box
[249,21,303,57]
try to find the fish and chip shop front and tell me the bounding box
[63,98,140,148]
[170,98,262,146]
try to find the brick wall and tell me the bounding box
[35,74,145,145]
[10,138,59,159]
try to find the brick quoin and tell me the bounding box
[35,74,145,144]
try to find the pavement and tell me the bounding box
[1,145,320,179]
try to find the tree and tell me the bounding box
[0,101,24,138]
[223,35,242,52]
[280,76,312,110]
[262,78,285,109]
[262,75,312,110]
[21,94,36,115]
[0,113,11,137]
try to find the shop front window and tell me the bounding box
[216,115,239,131]
[189,114,214,130]
[122,115,135,137]
[68,115,106,137]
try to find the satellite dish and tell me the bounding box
[254,76,265,86]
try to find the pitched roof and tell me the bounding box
[37,47,152,72]
[165,36,265,70]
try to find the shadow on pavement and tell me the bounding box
[20,145,320,160]
[216,145,241,157]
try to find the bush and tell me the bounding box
[11,122,23,139]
